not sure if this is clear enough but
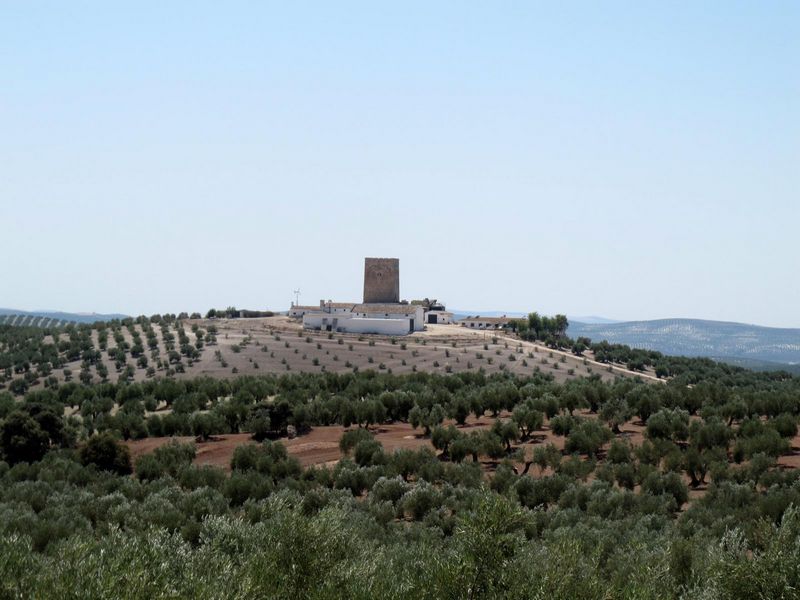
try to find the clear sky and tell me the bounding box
[1,2,798,327]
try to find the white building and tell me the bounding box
[289,301,355,319]
[292,258,425,336]
[424,309,454,324]
[303,303,423,335]
[320,301,356,314]
[459,316,515,330]
[288,305,321,319]
[302,311,412,335]
[352,303,424,332]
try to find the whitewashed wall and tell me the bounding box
[354,306,424,331]
[426,311,454,324]
[303,312,412,335]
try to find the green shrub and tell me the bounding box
[79,432,132,475]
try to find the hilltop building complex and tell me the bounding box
[290,258,447,335]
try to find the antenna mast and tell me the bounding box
[293,288,301,307]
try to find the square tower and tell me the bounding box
[363,257,400,303]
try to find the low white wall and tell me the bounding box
[303,313,411,335]
[426,311,453,324]
[342,318,411,335]
[412,306,424,330]
[303,313,349,330]
[354,306,424,331]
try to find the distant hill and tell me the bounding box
[0,308,129,327]
[715,357,800,376]
[569,316,622,325]
[568,318,800,371]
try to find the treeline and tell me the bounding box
[516,312,570,342]
[2,371,564,449]
[3,358,800,448]
[205,307,275,319]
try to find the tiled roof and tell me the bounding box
[289,305,321,311]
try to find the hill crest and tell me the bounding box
[568,317,800,368]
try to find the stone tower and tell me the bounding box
[363,257,400,304]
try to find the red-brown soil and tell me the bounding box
[127,413,800,510]
[126,410,647,476]
[126,413,505,470]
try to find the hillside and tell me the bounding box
[568,318,800,369]
[4,313,800,599]
[0,316,651,397]
[5,313,800,599]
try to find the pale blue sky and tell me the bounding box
[1,2,798,326]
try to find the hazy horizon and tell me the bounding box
[2,3,798,327]
[6,304,800,333]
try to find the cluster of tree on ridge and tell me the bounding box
[204,307,275,319]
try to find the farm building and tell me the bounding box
[353,303,424,331]
[320,301,357,314]
[303,303,423,335]
[288,305,321,319]
[303,311,415,335]
[407,299,454,325]
[289,301,356,319]
[295,258,426,335]
[425,308,454,324]
[459,316,516,330]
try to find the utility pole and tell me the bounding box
[293,289,301,307]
